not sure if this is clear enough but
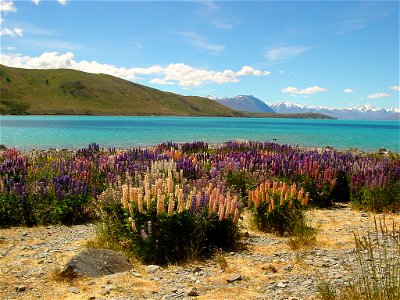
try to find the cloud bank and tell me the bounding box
[0,51,271,87]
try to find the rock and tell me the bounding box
[277,281,287,288]
[146,265,161,274]
[68,287,80,294]
[102,284,113,295]
[187,287,199,296]
[15,285,26,292]
[227,273,242,283]
[262,265,278,273]
[192,267,202,273]
[131,271,142,277]
[283,264,293,272]
[61,249,131,278]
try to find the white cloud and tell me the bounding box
[343,88,354,93]
[6,46,15,51]
[367,92,390,99]
[281,86,327,95]
[179,31,224,53]
[0,0,17,13]
[32,0,40,5]
[389,85,400,91]
[0,27,23,37]
[150,78,174,85]
[57,0,67,5]
[236,66,258,76]
[0,51,271,87]
[265,46,309,61]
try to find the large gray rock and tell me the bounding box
[62,249,131,278]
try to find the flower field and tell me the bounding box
[1,141,399,262]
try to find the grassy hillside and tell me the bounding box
[0,65,334,119]
[0,65,244,116]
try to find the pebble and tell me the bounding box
[227,273,242,283]
[187,287,199,296]
[15,285,26,292]
[68,287,80,294]
[146,265,161,274]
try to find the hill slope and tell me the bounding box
[209,95,276,113]
[0,65,244,116]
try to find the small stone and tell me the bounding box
[21,232,28,237]
[131,271,142,277]
[361,213,369,217]
[262,265,278,273]
[277,281,287,288]
[68,287,80,294]
[146,265,161,274]
[187,287,199,296]
[88,280,96,286]
[227,273,242,283]
[192,267,202,273]
[15,285,26,292]
[283,264,293,272]
[88,296,96,300]
[242,232,250,238]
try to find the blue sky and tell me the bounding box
[0,0,399,109]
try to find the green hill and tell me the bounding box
[0,65,334,119]
[0,65,245,116]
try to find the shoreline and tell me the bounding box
[1,140,397,155]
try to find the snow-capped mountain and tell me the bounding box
[270,102,400,120]
[207,95,276,113]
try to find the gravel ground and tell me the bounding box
[1,205,398,300]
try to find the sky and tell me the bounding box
[0,0,399,109]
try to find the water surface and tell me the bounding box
[1,116,399,151]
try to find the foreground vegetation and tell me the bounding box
[1,140,399,225]
[0,141,399,264]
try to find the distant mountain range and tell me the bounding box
[208,95,399,120]
[270,102,400,120]
[208,95,276,113]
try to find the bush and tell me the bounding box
[351,180,400,213]
[96,173,240,264]
[248,179,309,235]
[226,170,256,201]
[330,170,351,203]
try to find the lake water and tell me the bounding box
[1,116,399,152]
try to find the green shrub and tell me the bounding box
[330,170,351,203]
[248,179,309,236]
[352,181,400,213]
[251,199,306,235]
[226,170,256,201]
[96,182,240,265]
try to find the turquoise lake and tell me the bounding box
[0,116,399,151]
